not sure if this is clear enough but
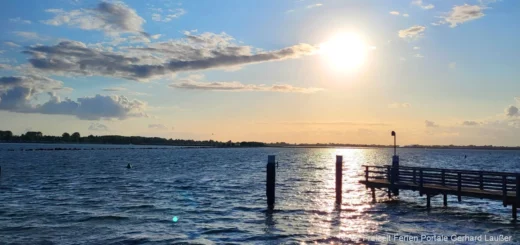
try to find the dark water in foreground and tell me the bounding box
[1,144,520,244]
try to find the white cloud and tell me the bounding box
[148,124,169,130]
[151,8,186,22]
[403,13,410,17]
[306,3,323,9]
[4,42,21,48]
[415,54,424,58]
[425,120,439,127]
[23,32,317,81]
[412,0,434,10]
[390,11,400,15]
[88,122,109,131]
[462,121,480,126]
[398,25,426,39]
[169,75,324,93]
[9,17,31,24]
[443,4,486,28]
[42,2,147,37]
[103,87,127,92]
[0,75,147,120]
[413,46,420,50]
[13,31,42,40]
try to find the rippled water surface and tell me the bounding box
[1,143,520,244]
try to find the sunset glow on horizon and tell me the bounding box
[1,0,520,146]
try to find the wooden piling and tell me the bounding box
[457,173,462,202]
[503,176,507,207]
[335,155,343,204]
[426,194,431,210]
[371,187,376,203]
[391,155,399,196]
[479,172,484,190]
[513,204,517,220]
[419,170,423,196]
[443,193,448,207]
[516,176,520,206]
[266,155,276,209]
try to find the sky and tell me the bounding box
[1,0,520,146]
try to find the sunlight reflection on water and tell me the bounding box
[1,144,520,244]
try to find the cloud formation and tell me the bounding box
[0,75,147,120]
[412,0,434,10]
[462,121,479,126]
[13,31,42,40]
[505,105,519,117]
[9,17,31,24]
[88,122,109,131]
[103,87,127,91]
[398,25,426,39]
[169,75,324,93]
[425,120,439,127]
[42,1,147,37]
[443,4,486,27]
[22,32,317,81]
[306,4,323,9]
[4,42,20,48]
[148,124,169,130]
[152,8,186,22]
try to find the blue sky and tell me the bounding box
[1,0,520,145]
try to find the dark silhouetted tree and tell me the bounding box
[71,132,80,142]
[62,132,70,141]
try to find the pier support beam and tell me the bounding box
[513,204,517,220]
[266,155,276,210]
[391,155,399,196]
[443,194,448,207]
[371,187,376,203]
[426,194,431,210]
[336,155,343,205]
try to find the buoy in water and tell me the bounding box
[126,164,132,169]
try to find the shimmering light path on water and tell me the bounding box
[1,143,520,244]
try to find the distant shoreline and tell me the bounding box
[2,141,520,151]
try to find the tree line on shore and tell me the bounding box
[2,130,520,150]
[0,130,265,147]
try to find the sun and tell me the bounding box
[320,33,369,72]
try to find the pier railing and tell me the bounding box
[362,165,520,207]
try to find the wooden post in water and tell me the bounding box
[371,187,376,203]
[515,175,520,220]
[441,170,445,186]
[479,172,484,190]
[502,176,508,207]
[391,155,399,196]
[387,166,392,198]
[266,155,276,210]
[426,194,431,210]
[335,155,343,205]
[457,173,462,202]
[443,193,448,207]
[419,170,423,197]
[365,166,369,189]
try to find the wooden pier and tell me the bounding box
[360,165,520,219]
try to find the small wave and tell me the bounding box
[78,215,129,222]
[120,204,155,210]
[202,227,244,235]
[0,226,36,232]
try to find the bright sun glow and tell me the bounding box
[320,33,368,72]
